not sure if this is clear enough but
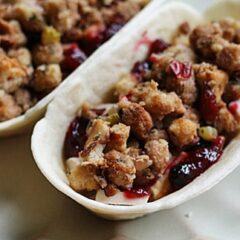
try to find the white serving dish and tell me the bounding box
[31,0,240,220]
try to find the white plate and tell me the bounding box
[1,0,240,239]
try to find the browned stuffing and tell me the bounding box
[64,18,240,203]
[0,0,148,121]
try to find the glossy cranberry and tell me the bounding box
[134,173,159,188]
[169,60,181,76]
[181,63,192,79]
[229,100,240,116]
[200,86,219,122]
[163,152,188,174]
[104,15,126,41]
[124,188,149,199]
[169,60,192,79]
[148,54,159,63]
[104,22,124,40]
[62,44,87,72]
[169,136,225,190]
[81,25,105,55]
[125,173,158,198]
[131,61,151,80]
[64,117,89,159]
[124,174,159,199]
[149,39,169,55]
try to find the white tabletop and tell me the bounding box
[1,132,240,240]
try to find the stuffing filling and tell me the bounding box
[64,19,240,205]
[0,0,148,122]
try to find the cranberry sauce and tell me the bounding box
[79,15,126,56]
[64,117,89,159]
[124,188,150,199]
[61,44,87,72]
[163,152,189,175]
[200,86,219,122]
[149,39,169,55]
[131,38,169,81]
[131,61,151,80]
[124,174,159,199]
[169,136,225,190]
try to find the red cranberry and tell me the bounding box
[131,61,151,80]
[104,14,126,41]
[62,44,87,72]
[81,25,106,55]
[134,173,159,188]
[169,60,181,76]
[124,174,159,199]
[169,60,192,79]
[104,22,124,40]
[148,54,159,63]
[64,117,89,159]
[124,188,150,199]
[149,39,169,55]
[163,152,189,174]
[229,100,240,116]
[200,86,219,122]
[169,136,225,190]
[181,63,192,79]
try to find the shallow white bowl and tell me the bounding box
[32,0,240,220]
